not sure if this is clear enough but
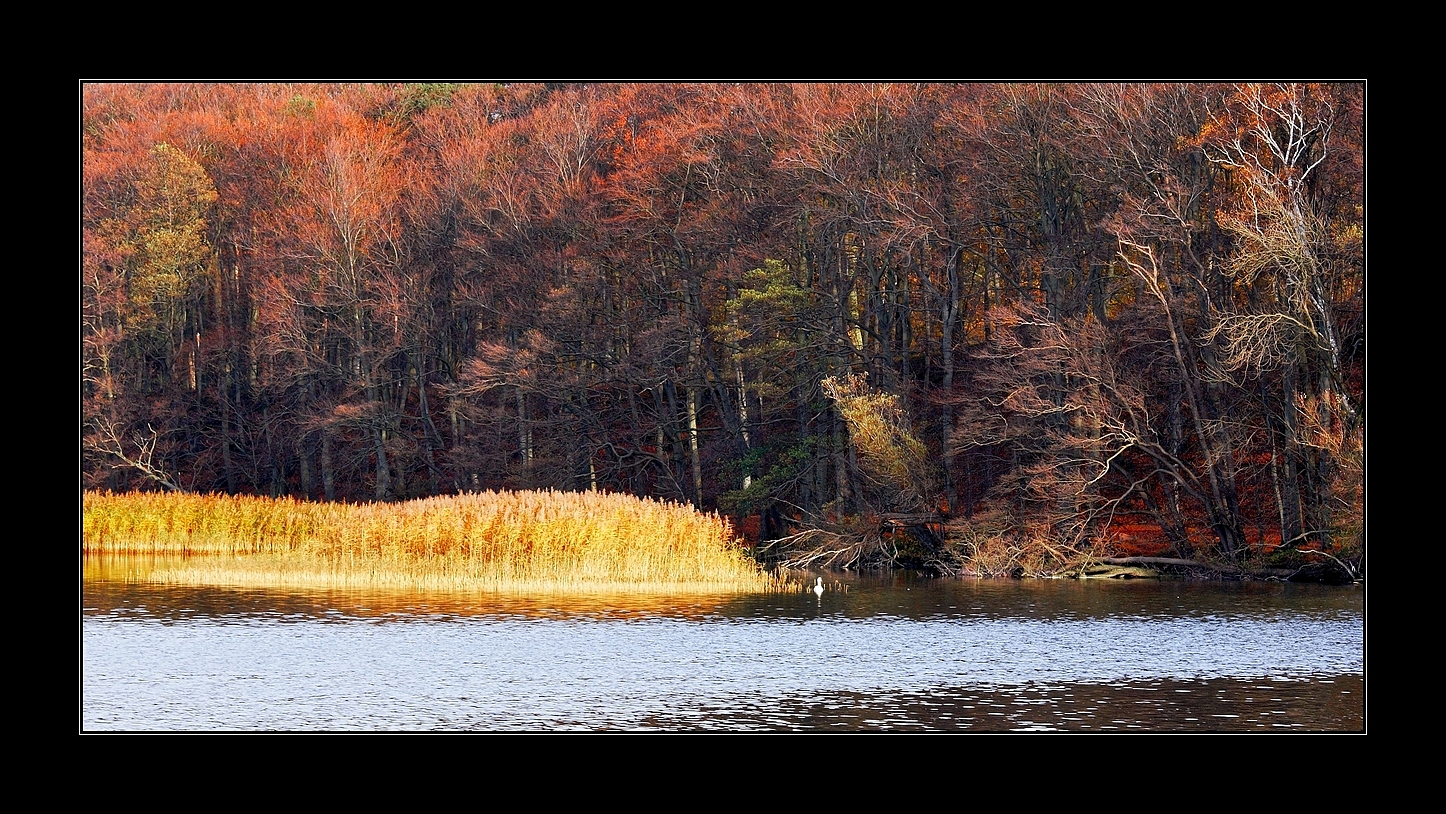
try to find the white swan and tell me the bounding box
[813,577,825,597]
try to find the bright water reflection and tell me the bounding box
[83,570,1364,731]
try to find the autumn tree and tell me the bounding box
[79,82,1363,577]
[1199,83,1364,552]
[250,92,419,500]
[84,134,219,491]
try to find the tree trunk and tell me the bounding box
[939,249,960,513]
[297,433,313,500]
[321,430,336,502]
[1274,368,1304,546]
[517,386,532,467]
[736,360,751,490]
[416,364,443,496]
[218,366,237,494]
[687,384,702,507]
[374,426,391,502]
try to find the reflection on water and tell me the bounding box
[702,676,1363,732]
[83,565,1364,732]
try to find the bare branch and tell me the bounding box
[87,418,186,492]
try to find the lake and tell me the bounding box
[82,565,1364,732]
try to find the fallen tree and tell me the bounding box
[1094,555,1358,583]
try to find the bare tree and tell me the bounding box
[87,418,185,492]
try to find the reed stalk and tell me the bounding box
[83,490,786,594]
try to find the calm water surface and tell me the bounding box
[82,566,1364,732]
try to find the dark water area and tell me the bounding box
[82,571,1364,732]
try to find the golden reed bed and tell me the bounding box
[83,490,787,594]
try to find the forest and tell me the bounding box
[81,82,1364,579]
